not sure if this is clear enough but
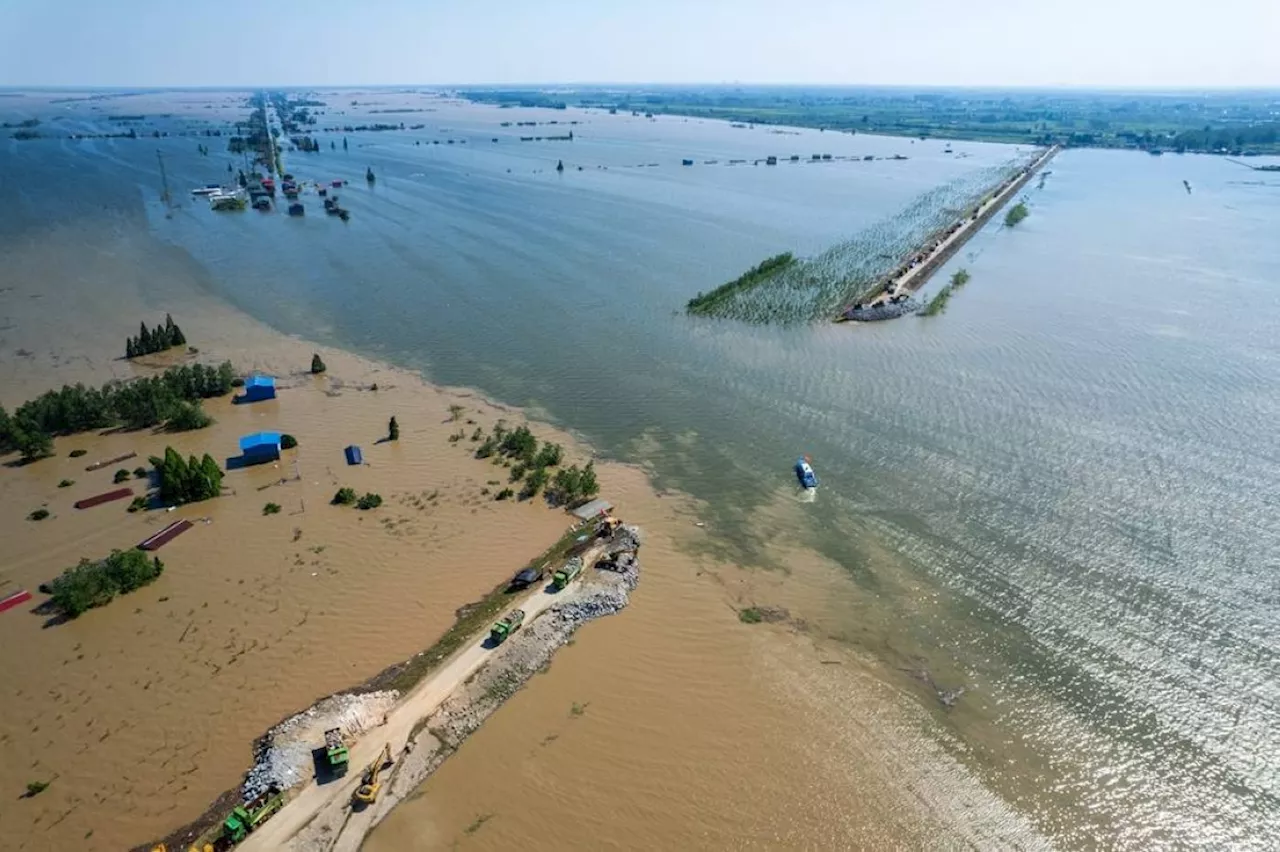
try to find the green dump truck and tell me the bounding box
[490,608,526,645]
[324,727,349,776]
[552,558,583,590]
[223,784,285,844]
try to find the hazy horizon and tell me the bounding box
[3,83,1280,94]
[2,0,1277,89]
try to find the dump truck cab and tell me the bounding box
[324,728,349,776]
[222,784,284,843]
[552,558,583,590]
[489,608,526,645]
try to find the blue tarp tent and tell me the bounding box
[242,375,276,402]
[344,445,363,465]
[239,431,283,463]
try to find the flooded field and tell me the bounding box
[2,90,1278,849]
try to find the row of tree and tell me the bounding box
[0,361,235,461]
[149,447,224,505]
[548,462,600,506]
[126,314,187,359]
[473,421,596,503]
[41,549,165,618]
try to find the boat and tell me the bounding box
[795,456,818,489]
[190,184,224,196]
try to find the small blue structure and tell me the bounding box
[242,375,277,403]
[239,431,283,464]
[344,445,363,466]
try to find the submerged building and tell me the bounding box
[239,431,283,463]
[241,375,276,402]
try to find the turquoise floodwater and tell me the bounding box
[4,99,1279,848]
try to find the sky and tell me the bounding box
[1,0,1277,88]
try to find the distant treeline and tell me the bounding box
[687,253,796,315]
[0,361,235,461]
[465,91,569,110]
[127,314,187,359]
[460,87,1280,155]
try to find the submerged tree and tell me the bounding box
[388,416,400,441]
[149,447,224,504]
[310,353,327,374]
[44,548,164,618]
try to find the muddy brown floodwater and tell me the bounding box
[0,149,1038,852]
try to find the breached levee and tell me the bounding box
[144,524,643,852]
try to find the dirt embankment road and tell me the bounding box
[237,547,604,852]
[870,145,1060,305]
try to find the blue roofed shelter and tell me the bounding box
[344,445,363,465]
[240,431,283,464]
[242,375,276,402]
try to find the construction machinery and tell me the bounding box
[324,727,349,776]
[353,743,393,806]
[595,513,623,538]
[221,784,285,844]
[489,608,526,645]
[552,558,583,590]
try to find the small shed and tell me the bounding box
[570,499,613,521]
[242,375,277,402]
[344,445,363,466]
[239,431,282,463]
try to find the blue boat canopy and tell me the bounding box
[344,445,363,465]
[240,431,283,453]
[795,457,818,489]
[245,375,275,389]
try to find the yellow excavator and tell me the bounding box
[353,743,393,806]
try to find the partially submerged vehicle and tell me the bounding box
[490,609,526,644]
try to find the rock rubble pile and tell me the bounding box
[243,690,398,801]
